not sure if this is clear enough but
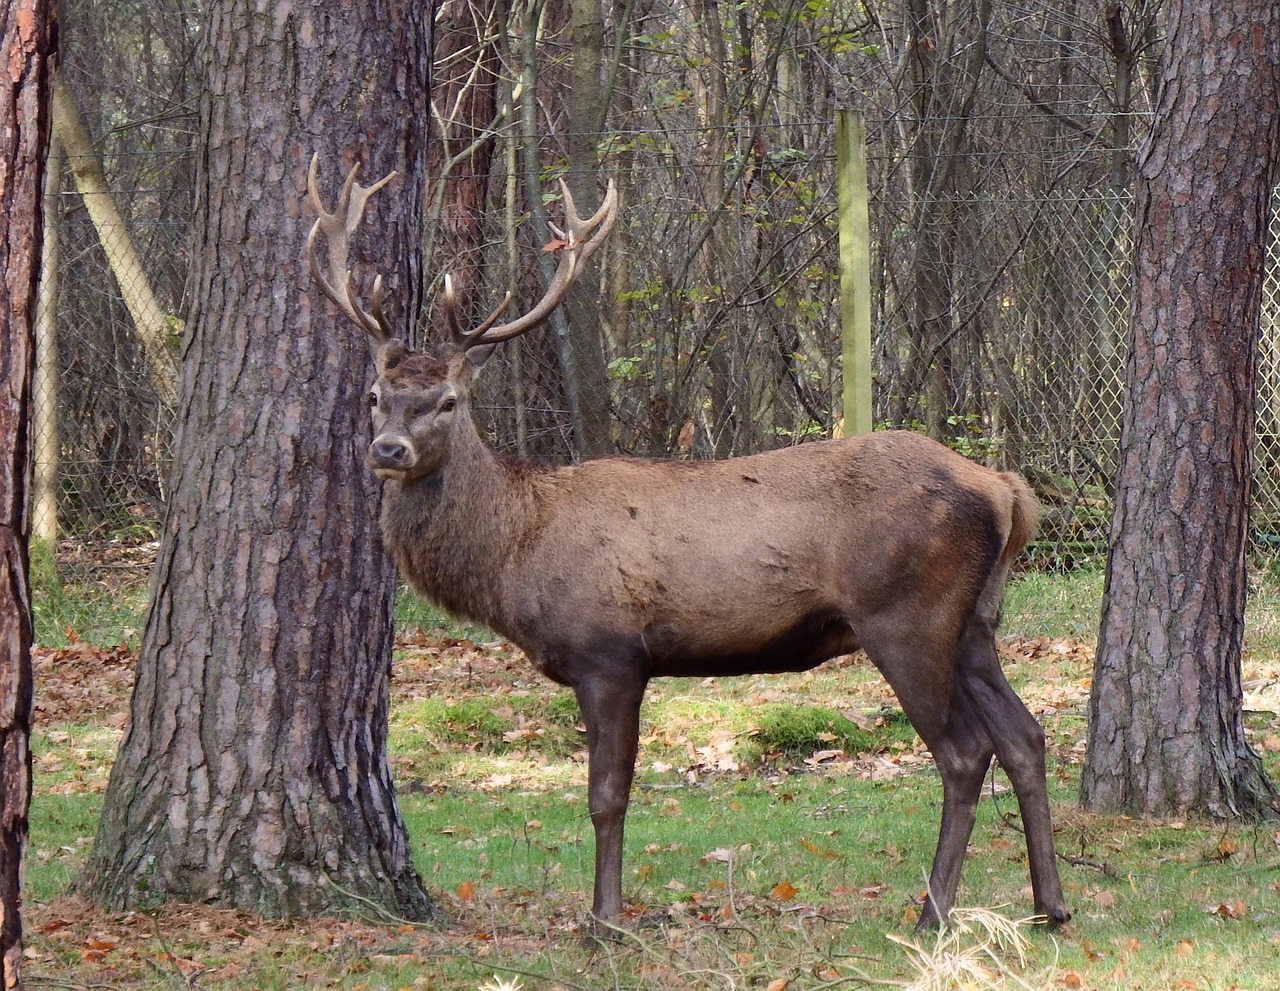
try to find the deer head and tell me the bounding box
[305,154,618,481]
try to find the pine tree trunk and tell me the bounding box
[0,2,57,986]
[1080,0,1280,818]
[79,0,437,918]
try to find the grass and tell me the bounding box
[30,538,151,649]
[747,702,914,762]
[1002,565,1104,643]
[20,561,1280,989]
[26,792,97,901]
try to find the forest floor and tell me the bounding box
[19,566,1280,991]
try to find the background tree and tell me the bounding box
[425,0,500,327]
[560,0,615,457]
[1080,0,1280,817]
[879,0,991,439]
[33,131,60,545]
[48,0,194,535]
[52,78,177,407]
[513,0,617,459]
[0,0,58,984]
[77,0,437,918]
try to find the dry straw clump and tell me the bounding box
[885,906,1057,991]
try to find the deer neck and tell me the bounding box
[377,417,531,630]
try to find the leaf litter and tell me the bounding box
[24,620,1280,989]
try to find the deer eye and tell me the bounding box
[439,396,457,413]
[368,392,378,408]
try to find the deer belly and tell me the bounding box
[642,611,859,678]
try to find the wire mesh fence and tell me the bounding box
[34,186,181,539]
[28,125,1280,643]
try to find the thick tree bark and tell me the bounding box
[0,3,57,986]
[78,0,437,918]
[1081,0,1280,818]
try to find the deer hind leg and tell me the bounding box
[957,616,1070,925]
[915,699,996,929]
[573,670,646,921]
[858,623,995,928]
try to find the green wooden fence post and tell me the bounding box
[837,108,873,436]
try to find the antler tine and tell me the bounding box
[460,179,619,349]
[305,153,398,344]
[443,273,516,348]
[370,274,390,338]
[562,178,619,249]
[442,274,465,341]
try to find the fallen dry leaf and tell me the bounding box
[1207,899,1246,920]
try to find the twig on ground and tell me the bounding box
[1060,852,1116,877]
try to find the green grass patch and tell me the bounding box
[1003,565,1104,642]
[26,792,99,901]
[391,695,585,763]
[748,703,884,762]
[402,769,950,924]
[395,586,493,641]
[30,540,149,649]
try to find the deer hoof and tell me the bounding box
[1036,904,1072,928]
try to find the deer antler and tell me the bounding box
[305,153,398,343]
[444,178,620,350]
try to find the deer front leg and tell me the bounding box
[574,672,645,920]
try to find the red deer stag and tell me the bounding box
[304,155,1069,929]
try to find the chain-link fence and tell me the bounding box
[29,144,183,646]
[1257,203,1280,551]
[28,122,1280,640]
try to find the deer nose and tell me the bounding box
[370,439,409,466]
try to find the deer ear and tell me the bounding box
[465,343,497,374]
[447,343,495,386]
